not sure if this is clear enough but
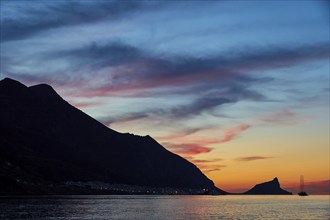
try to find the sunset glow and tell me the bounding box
[1,0,329,194]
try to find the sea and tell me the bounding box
[0,195,329,219]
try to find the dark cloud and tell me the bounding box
[236,156,273,162]
[5,40,327,98]
[3,40,328,121]
[201,167,226,174]
[41,41,329,98]
[203,166,227,173]
[52,42,143,69]
[1,1,159,42]
[103,96,233,123]
[168,97,233,118]
[227,43,329,71]
[191,158,224,163]
[55,41,329,72]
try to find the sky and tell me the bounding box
[0,0,329,194]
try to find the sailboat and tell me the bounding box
[298,175,308,196]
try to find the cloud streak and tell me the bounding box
[3,40,328,124]
[1,1,160,42]
[136,122,249,157]
[236,156,273,162]
[162,142,212,157]
[155,126,215,141]
[100,112,149,126]
[168,97,233,118]
[71,100,104,109]
[260,110,312,125]
[220,124,251,143]
[101,96,235,124]
[53,42,144,69]
[191,158,224,164]
[43,42,329,97]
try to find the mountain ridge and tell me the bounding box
[0,78,225,195]
[244,177,292,195]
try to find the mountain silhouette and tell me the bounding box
[0,78,226,195]
[244,177,292,195]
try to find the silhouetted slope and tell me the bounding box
[0,78,225,194]
[244,177,292,195]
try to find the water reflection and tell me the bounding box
[0,195,329,219]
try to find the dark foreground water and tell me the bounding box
[0,195,329,219]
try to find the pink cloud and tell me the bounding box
[155,126,218,141]
[260,110,311,125]
[159,124,250,153]
[162,142,212,157]
[220,124,251,143]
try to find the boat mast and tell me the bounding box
[300,175,304,192]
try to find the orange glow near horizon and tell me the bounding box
[106,110,330,195]
[1,0,329,197]
[150,115,329,195]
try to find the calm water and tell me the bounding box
[0,195,329,219]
